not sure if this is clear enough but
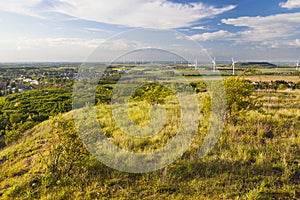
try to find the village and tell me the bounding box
[0,65,77,96]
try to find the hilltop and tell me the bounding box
[238,62,277,68]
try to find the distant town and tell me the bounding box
[0,64,78,96]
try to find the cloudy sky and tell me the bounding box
[0,0,300,62]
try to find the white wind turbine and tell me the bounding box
[296,61,299,70]
[195,58,198,70]
[231,58,237,75]
[212,57,216,72]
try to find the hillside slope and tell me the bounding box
[0,91,299,199]
[0,119,51,198]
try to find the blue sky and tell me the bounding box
[0,0,300,62]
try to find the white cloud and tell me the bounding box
[190,30,236,41]
[0,37,99,61]
[83,27,112,33]
[222,12,300,42]
[12,37,147,51]
[280,0,300,9]
[0,37,148,61]
[15,37,104,49]
[54,0,236,28]
[260,41,281,49]
[191,26,207,30]
[260,39,300,49]
[288,39,300,47]
[0,0,45,18]
[0,0,236,28]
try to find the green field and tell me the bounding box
[259,68,298,73]
[168,75,299,82]
[115,65,299,83]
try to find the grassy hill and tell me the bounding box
[0,89,299,199]
[239,62,277,68]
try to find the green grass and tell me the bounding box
[259,68,297,73]
[0,97,5,105]
[0,91,299,199]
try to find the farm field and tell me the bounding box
[244,76,299,82]
[170,75,299,82]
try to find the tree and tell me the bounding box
[9,113,23,125]
[14,86,19,93]
[223,77,254,119]
[8,87,12,95]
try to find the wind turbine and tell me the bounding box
[231,58,236,75]
[195,58,198,70]
[212,57,216,72]
[296,61,299,70]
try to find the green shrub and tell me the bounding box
[44,115,90,185]
[4,129,21,144]
[278,84,287,90]
[130,83,174,104]
[9,113,23,124]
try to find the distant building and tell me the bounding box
[23,78,39,85]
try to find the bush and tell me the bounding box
[18,120,36,133]
[4,129,21,144]
[44,115,90,184]
[278,84,287,90]
[9,113,23,124]
[190,82,207,93]
[130,83,174,104]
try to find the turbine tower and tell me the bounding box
[195,58,198,70]
[212,57,216,72]
[231,58,236,75]
[296,61,299,70]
